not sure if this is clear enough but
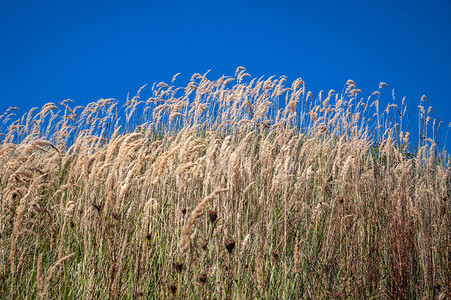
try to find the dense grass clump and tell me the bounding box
[0,68,449,299]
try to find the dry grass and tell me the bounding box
[0,67,449,299]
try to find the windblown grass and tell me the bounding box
[0,68,449,299]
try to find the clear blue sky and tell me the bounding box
[1,0,450,148]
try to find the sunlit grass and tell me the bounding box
[0,68,449,299]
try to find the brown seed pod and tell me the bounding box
[224,238,235,254]
[173,262,184,273]
[146,233,152,240]
[169,284,177,295]
[198,273,208,284]
[181,207,187,216]
[201,238,208,250]
[433,281,441,290]
[208,210,217,223]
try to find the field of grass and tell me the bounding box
[0,68,449,299]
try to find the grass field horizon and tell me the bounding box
[0,67,449,299]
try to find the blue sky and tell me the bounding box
[1,0,450,149]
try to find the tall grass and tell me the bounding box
[0,67,449,299]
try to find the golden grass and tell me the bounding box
[0,67,449,299]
